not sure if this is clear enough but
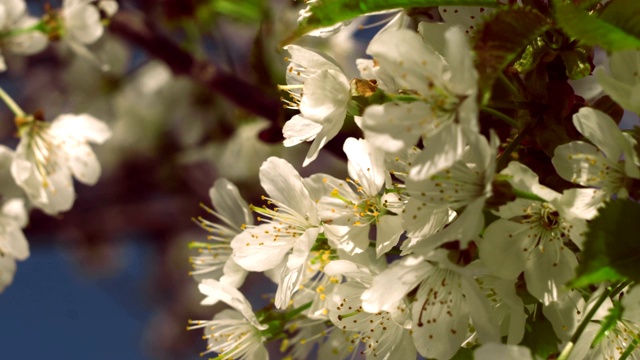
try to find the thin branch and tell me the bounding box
[108,10,282,123]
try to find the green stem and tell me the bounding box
[619,337,639,360]
[557,282,629,360]
[284,301,313,321]
[0,20,47,37]
[496,124,531,171]
[512,187,546,202]
[481,106,520,128]
[0,86,25,118]
[498,72,526,101]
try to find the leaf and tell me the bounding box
[553,0,640,52]
[285,0,504,43]
[591,301,623,348]
[571,199,640,288]
[520,313,561,359]
[559,46,592,80]
[473,7,549,103]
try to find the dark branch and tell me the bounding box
[108,10,283,123]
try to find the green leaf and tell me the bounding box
[520,313,561,359]
[473,7,549,103]
[285,0,504,43]
[559,46,592,80]
[591,301,623,348]
[553,0,640,52]
[571,199,640,288]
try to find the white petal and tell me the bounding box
[409,123,465,181]
[64,142,101,185]
[361,256,431,313]
[475,343,532,360]
[259,157,315,221]
[198,279,267,330]
[230,224,294,272]
[524,241,578,305]
[50,113,112,144]
[543,290,585,341]
[401,199,450,240]
[344,137,385,196]
[284,45,342,74]
[479,220,532,279]
[0,256,16,293]
[502,161,561,201]
[412,271,469,359]
[299,69,349,122]
[0,222,28,260]
[375,215,403,257]
[282,115,322,147]
[209,178,252,228]
[417,198,485,254]
[367,29,445,94]
[555,188,605,221]
[360,102,428,153]
[444,26,477,96]
[572,107,625,161]
[302,112,344,167]
[64,3,103,44]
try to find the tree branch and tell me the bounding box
[108,10,283,123]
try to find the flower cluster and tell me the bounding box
[0,0,115,292]
[189,4,640,360]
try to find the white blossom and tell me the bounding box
[189,279,268,360]
[281,45,350,166]
[552,107,640,198]
[230,157,321,308]
[595,50,640,114]
[359,25,479,159]
[11,113,111,215]
[190,178,251,289]
[0,0,47,71]
[479,162,603,304]
[361,251,500,359]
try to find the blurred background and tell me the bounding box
[0,0,370,358]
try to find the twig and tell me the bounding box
[108,10,282,123]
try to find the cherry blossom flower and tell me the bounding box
[552,107,640,198]
[314,138,404,257]
[479,162,604,304]
[0,0,47,71]
[280,45,350,166]
[324,260,417,359]
[595,50,640,114]
[361,250,500,359]
[189,279,268,360]
[402,131,498,254]
[11,113,111,215]
[190,178,251,289]
[230,157,321,308]
[359,25,479,158]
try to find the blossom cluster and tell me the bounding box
[189,6,640,360]
[0,0,116,291]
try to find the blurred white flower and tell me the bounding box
[11,113,111,215]
[595,50,640,114]
[0,0,47,71]
[0,255,16,293]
